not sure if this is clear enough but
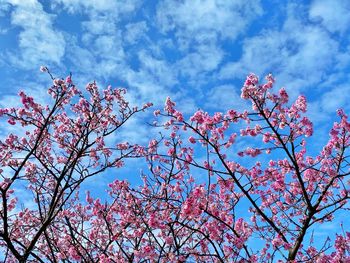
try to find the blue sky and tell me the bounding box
[0,0,349,159]
[0,0,349,120]
[0,0,350,257]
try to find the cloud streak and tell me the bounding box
[5,0,65,69]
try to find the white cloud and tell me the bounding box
[0,2,9,43]
[52,0,139,15]
[50,1,142,82]
[219,3,343,98]
[307,83,350,131]
[320,85,350,113]
[176,44,224,79]
[137,51,176,87]
[79,13,126,64]
[204,85,247,111]
[156,0,263,48]
[309,0,350,34]
[62,24,126,82]
[121,50,178,105]
[0,1,10,16]
[64,37,96,74]
[125,70,172,105]
[124,21,149,45]
[81,14,118,36]
[4,0,65,69]
[155,0,263,92]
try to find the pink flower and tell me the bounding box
[65,76,72,84]
[295,95,307,113]
[53,78,65,86]
[7,118,16,125]
[279,88,289,103]
[165,97,176,114]
[40,66,48,72]
[188,136,196,144]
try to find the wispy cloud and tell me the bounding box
[124,21,149,45]
[156,0,263,48]
[5,0,65,69]
[52,0,140,15]
[176,44,224,79]
[219,3,347,99]
[0,1,10,16]
[204,84,247,112]
[309,0,350,34]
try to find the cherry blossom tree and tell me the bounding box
[0,68,152,262]
[0,70,349,262]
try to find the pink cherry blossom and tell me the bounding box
[0,71,349,262]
